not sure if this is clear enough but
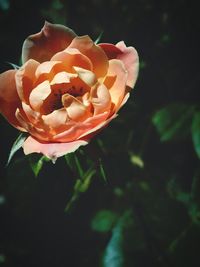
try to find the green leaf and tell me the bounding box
[91,210,118,233]
[192,111,200,159]
[78,168,96,193]
[6,61,20,69]
[65,153,84,178]
[64,167,96,212]
[29,155,50,177]
[102,210,133,267]
[152,103,194,142]
[99,159,108,183]
[7,133,27,166]
[95,31,103,44]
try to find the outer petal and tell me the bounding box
[115,41,139,88]
[23,136,88,160]
[22,21,77,63]
[68,36,109,78]
[106,59,128,111]
[0,70,25,130]
[98,43,123,59]
[15,59,40,103]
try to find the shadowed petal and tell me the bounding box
[0,70,25,130]
[98,43,123,59]
[23,136,88,160]
[22,21,77,63]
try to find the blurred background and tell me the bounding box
[0,0,200,266]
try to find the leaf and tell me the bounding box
[102,210,134,267]
[91,210,118,233]
[0,0,10,11]
[6,61,20,69]
[29,155,50,177]
[152,103,194,142]
[95,31,103,44]
[64,167,96,212]
[7,133,27,166]
[65,153,84,178]
[99,159,108,183]
[78,168,96,193]
[192,111,200,159]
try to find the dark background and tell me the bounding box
[0,0,200,266]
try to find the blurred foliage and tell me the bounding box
[0,0,200,267]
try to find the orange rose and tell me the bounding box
[0,22,139,160]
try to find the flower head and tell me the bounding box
[0,22,139,160]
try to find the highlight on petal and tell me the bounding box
[68,36,109,78]
[91,84,111,115]
[22,21,77,63]
[116,41,139,88]
[0,70,24,130]
[106,59,128,111]
[23,136,88,160]
[29,80,51,111]
[73,67,97,86]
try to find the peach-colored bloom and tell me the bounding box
[0,22,139,160]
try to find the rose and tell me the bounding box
[0,22,139,160]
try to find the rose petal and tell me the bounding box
[79,113,117,139]
[106,59,128,111]
[42,108,69,129]
[35,60,61,79]
[98,43,123,59]
[22,102,41,125]
[62,94,89,121]
[91,84,111,115]
[50,71,76,86]
[15,108,48,140]
[116,41,139,88]
[23,136,88,160]
[73,67,97,86]
[22,21,77,63]
[29,80,51,111]
[15,59,40,103]
[53,112,109,142]
[68,36,109,78]
[51,48,93,72]
[0,70,25,130]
